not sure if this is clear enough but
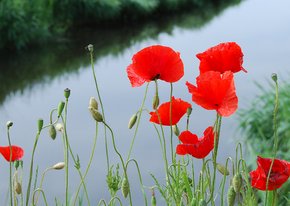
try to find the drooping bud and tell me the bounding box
[55,123,64,132]
[6,121,13,128]
[152,94,159,110]
[89,107,103,122]
[187,107,192,116]
[172,125,180,136]
[271,73,278,83]
[89,97,98,110]
[64,88,71,99]
[128,113,137,129]
[190,197,197,206]
[87,44,94,52]
[216,163,229,176]
[52,162,65,170]
[57,101,65,117]
[227,186,236,206]
[38,119,44,133]
[121,178,129,198]
[198,199,206,206]
[14,182,22,195]
[49,125,57,140]
[233,173,243,193]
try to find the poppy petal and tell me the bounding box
[197,42,246,74]
[0,145,24,162]
[127,64,147,87]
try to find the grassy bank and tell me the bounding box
[0,0,241,50]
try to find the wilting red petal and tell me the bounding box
[186,71,238,117]
[127,45,184,87]
[249,156,290,191]
[149,97,191,126]
[0,145,24,162]
[197,42,246,74]
[176,127,214,159]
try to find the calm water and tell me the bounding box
[0,0,290,205]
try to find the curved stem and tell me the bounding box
[32,189,48,206]
[108,196,123,206]
[33,167,52,205]
[126,83,149,161]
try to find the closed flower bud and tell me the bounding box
[190,197,197,206]
[271,73,277,82]
[227,186,236,206]
[187,107,192,116]
[233,173,243,193]
[14,182,22,195]
[172,125,180,136]
[49,125,57,140]
[151,195,156,206]
[64,88,71,99]
[38,119,44,133]
[55,123,64,132]
[14,161,20,170]
[57,101,65,117]
[152,94,159,110]
[89,107,103,122]
[128,113,137,129]
[216,163,229,176]
[89,97,98,110]
[198,199,206,206]
[87,44,94,52]
[6,121,13,128]
[52,162,65,170]
[121,178,129,198]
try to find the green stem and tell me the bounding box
[63,98,69,206]
[7,128,13,206]
[33,167,51,205]
[169,83,175,166]
[126,83,149,162]
[32,189,48,206]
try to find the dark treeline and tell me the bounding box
[0,0,241,50]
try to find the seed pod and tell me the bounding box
[89,97,98,111]
[172,125,180,136]
[57,101,65,117]
[216,163,229,176]
[14,182,22,195]
[233,173,243,193]
[198,199,206,206]
[128,113,138,129]
[121,178,129,198]
[64,88,71,99]
[52,162,65,170]
[38,119,44,133]
[187,107,192,116]
[89,107,103,122]
[227,186,236,206]
[190,197,197,206]
[49,125,57,140]
[271,73,278,82]
[6,121,13,128]
[152,94,159,110]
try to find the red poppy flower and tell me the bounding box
[249,156,290,191]
[196,42,247,74]
[0,145,24,162]
[127,45,184,87]
[186,71,238,117]
[176,126,214,159]
[149,97,191,126]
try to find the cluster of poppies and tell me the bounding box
[126,42,290,191]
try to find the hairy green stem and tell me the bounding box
[7,128,13,206]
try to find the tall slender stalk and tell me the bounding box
[7,126,13,206]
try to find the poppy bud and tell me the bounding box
[38,119,44,133]
[14,182,22,195]
[52,162,65,170]
[151,194,156,206]
[233,173,243,193]
[49,125,57,140]
[89,97,98,111]
[57,101,65,117]
[89,107,103,122]
[152,94,159,110]
[87,44,94,52]
[271,73,278,82]
[172,125,180,136]
[187,107,192,116]
[198,199,206,206]
[55,123,64,132]
[6,121,13,128]
[121,178,129,198]
[128,113,137,129]
[64,88,71,99]
[14,160,20,170]
[227,186,236,206]
[190,197,197,206]
[216,163,229,176]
